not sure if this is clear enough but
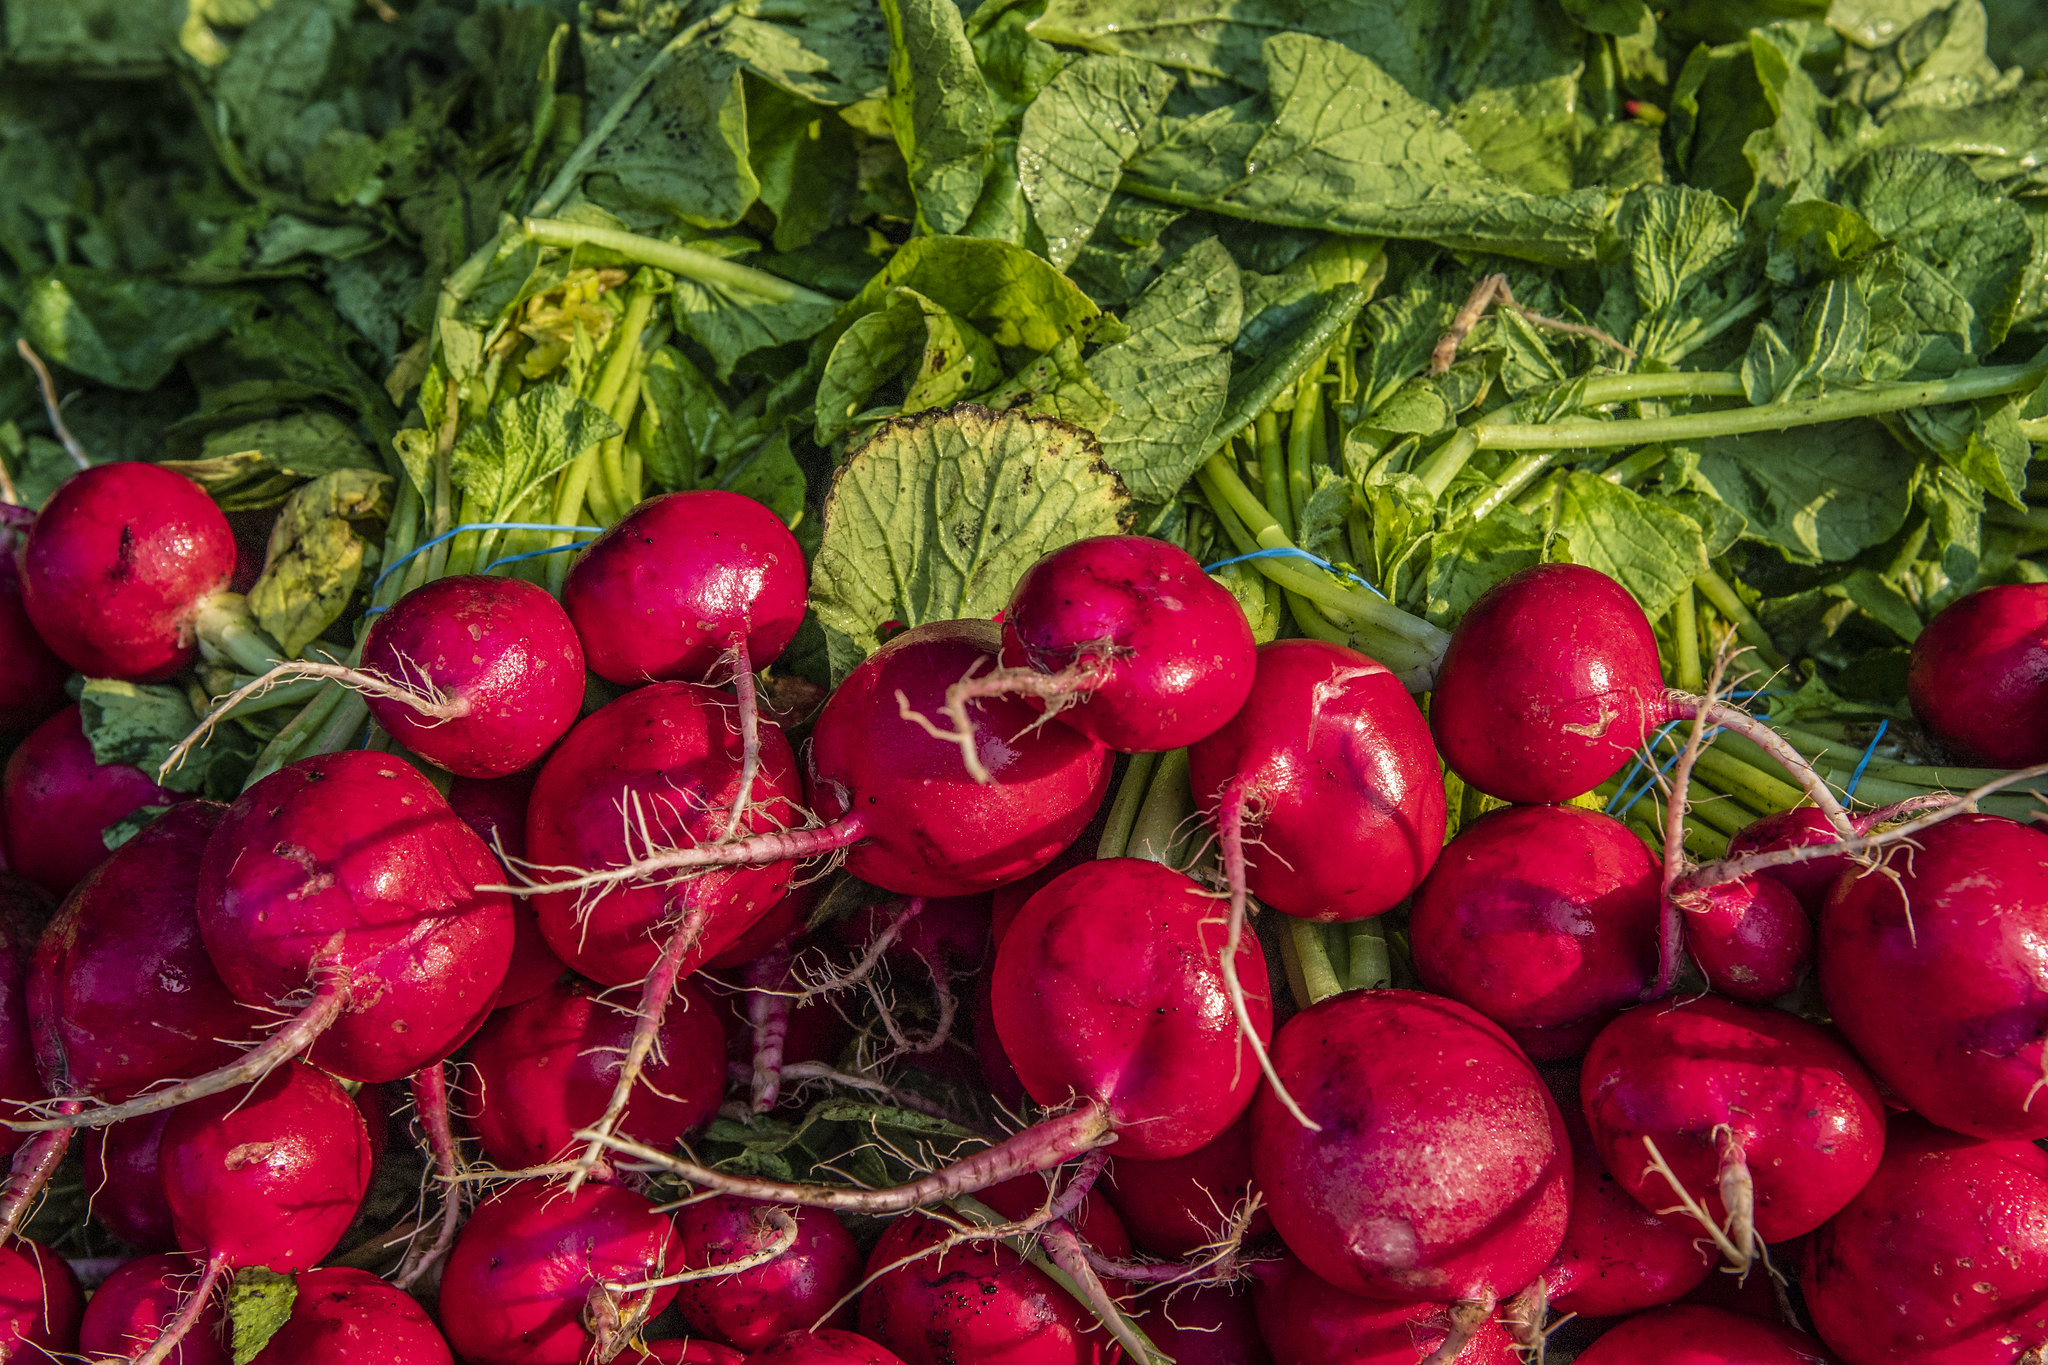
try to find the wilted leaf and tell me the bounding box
[247,468,393,655]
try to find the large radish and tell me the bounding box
[2,702,183,896]
[1574,1304,1836,1364]
[1906,582,2048,766]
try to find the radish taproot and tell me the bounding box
[1409,803,1660,1059]
[247,1266,454,1364]
[0,551,68,734]
[1250,1251,1519,1365]
[78,1253,230,1365]
[1574,1304,1836,1365]
[1906,582,2048,767]
[670,1199,862,1351]
[446,769,564,1008]
[934,535,1257,781]
[2,702,183,896]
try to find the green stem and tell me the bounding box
[2021,418,2048,443]
[1694,569,1786,670]
[193,596,285,676]
[1255,414,1290,540]
[246,682,346,786]
[1692,747,1802,815]
[522,219,833,308]
[1340,920,1391,992]
[1286,362,1324,527]
[1673,587,1703,693]
[1095,752,1161,861]
[1126,749,1193,864]
[1288,916,1343,1007]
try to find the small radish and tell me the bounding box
[1573,1304,1835,1365]
[78,1253,230,1364]
[933,535,1257,781]
[447,770,565,1008]
[671,1199,862,1351]
[0,550,68,734]
[1724,808,1853,914]
[1543,1099,1712,1319]
[1102,1110,1266,1258]
[742,1333,909,1365]
[1579,995,1885,1270]
[0,1240,82,1359]
[246,1266,454,1364]
[2,702,183,896]
[1409,803,1660,1060]
[84,1113,176,1250]
[1139,1285,1269,1365]
[1820,812,2048,1139]
[438,1181,683,1365]
[1680,873,1811,1002]
[1803,1115,2048,1365]
[1250,1251,1519,1365]
[18,461,237,681]
[1907,582,2048,766]
[1251,990,1570,1351]
[466,973,725,1171]
[991,857,1272,1161]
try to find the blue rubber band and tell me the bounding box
[373,522,604,589]
[1202,546,1389,601]
[1844,719,1888,800]
[1605,720,1685,814]
[481,541,594,573]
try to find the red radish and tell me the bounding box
[18,462,236,681]
[1803,1115,2048,1365]
[742,1333,908,1365]
[1725,808,1853,914]
[446,770,564,1008]
[1102,1111,1267,1258]
[438,1181,683,1365]
[247,1266,454,1364]
[988,832,1093,948]
[992,857,1272,1161]
[671,1199,862,1351]
[707,881,814,971]
[1907,582,2048,766]
[1544,1100,1712,1319]
[1681,1234,1808,1321]
[0,880,44,1164]
[935,535,1257,780]
[466,973,724,1170]
[84,1113,176,1249]
[1574,1304,1835,1364]
[973,977,1029,1110]
[78,1253,230,1364]
[1140,1284,1269,1365]
[0,1240,82,1358]
[0,551,68,733]
[1252,990,1570,1345]
[1580,995,1884,1267]
[630,1344,746,1364]
[1680,873,1811,1002]
[1250,1251,1519,1365]
[1409,804,1660,1060]
[2,703,183,896]
[1820,813,2048,1139]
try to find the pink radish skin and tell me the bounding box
[466,974,724,1170]
[742,1333,908,1365]
[810,619,1113,896]
[29,801,256,1101]
[0,551,69,733]
[1189,638,1445,921]
[1803,1116,2048,1365]
[1682,873,1811,1003]
[992,857,1272,1161]
[0,1240,82,1358]
[247,1267,454,1364]
[1575,1304,1836,1365]
[1820,813,2048,1139]
[1140,1285,1269,1365]
[1545,1099,1712,1318]
[1906,582,2048,767]
[2,703,183,896]
[671,1199,861,1351]
[1410,804,1660,1059]
[706,882,812,972]
[446,771,564,1008]
[1580,995,1885,1245]
[1102,1110,1268,1258]
[438,1181,683,1365]
[1725,808,1853,914]
[563,490,805,687]
[78,1253,230,1364]
[1250,1252,1519,1365]
[629,1344,745,1364]
[84,1113,176,1250]
[357,575,586,778]
[18,462,236,681]
[1252,990,1571,1311]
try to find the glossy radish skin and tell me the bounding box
[809,620,1112,896]
[200,751,513,1082]
[446,771,563,1008]
[1803,1116,2048,1365]
[84,1113,176,1250]
[1820,813,2048,1139]
[361,575,586,778]
[1250,1252,1519,1365]
[78,1253,230,1364]
[467,974,724,1170]
[248,1266,454,1364]
[160,1061,373,1273]
[1682,874,1812,1003]
[742,1333,909,1365]
[1410,804,1660,1059]
[526,681,802,986]
[0,551,69,734]
[18,462,235,681]
[439,1182,682,1365]
[672,1199,861,1352]
[1725,808,1852,915]
[2,703,182,896]
[630,1343,745,1365]
[0,1240,82,1359]
[1190,639,1445,921]
[30,802,256,1101]
[564,490,805,686]
[1575,1304,1836,1365]
[1581,996,1885,1242]
[1431,563,1665,804]
[1140,1285,1269,1365]
[992,858,1271,1161]
[1103,1110,1267,1258]
[1253,990,1571,1304]
[992,535,1257,752]
[1546,1100,1712,1318]
[1907,583,2048,767]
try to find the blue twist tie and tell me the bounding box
[1202,546,1389,601]
[481,541,595,573]
[1845,720,1888,800]
[373,522,604,589]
